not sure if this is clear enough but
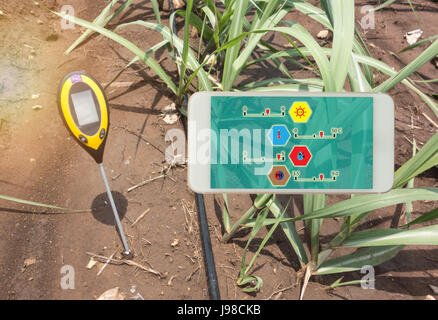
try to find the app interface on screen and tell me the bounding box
[210,96,373,190]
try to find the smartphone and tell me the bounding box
[188,92,394,194]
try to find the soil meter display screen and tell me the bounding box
[71,90,100,127]
[210,96,373,190]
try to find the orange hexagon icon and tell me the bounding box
[289,102,312,123]
[268,165,291,187]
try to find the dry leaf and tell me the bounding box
[108,81,134,88]
[97,287,125,300]
[132,208,150,226]
[429,284,438,295]
[168,275,176,286]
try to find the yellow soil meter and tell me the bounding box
[58,71,131,255]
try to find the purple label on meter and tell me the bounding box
[70,74,83,83]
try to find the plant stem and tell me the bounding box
[221,194,273,243]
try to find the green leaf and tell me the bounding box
[222,194,231,233]
[343,225,438,247]
[246,189,438,224]
[176,10,214,41]
[302,188,438,221]
[303,194,325,264]
[348,53,372,92]
[104,40,169,90]
[236,78,324,91]
[0,194,82,212]
[222,0,249,90]
[353,53,438,117]
[245,84,323,92]
[178,0,195,99]
[46,6,178,94]
[237,275,263,293]
[151,0,162,24]
[276,23,335,90]
[228,4,289,90]
[244,199,289,275]
[394,131,438,188]
[282,33,320,76]
[401,207,438,228]
[329,0,355,91]
[372,0,398,11]
[65,0,135,54]
[266,197,308,264]
[373,39,438,92]
[399,34,438,53]
[240,208,269,275]
[182,29,270,94]
[316,246,403,275]
[325,279,365,289]
[115,20,212,91]
[291,1,374,86]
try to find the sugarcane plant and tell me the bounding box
[30,0,438,298]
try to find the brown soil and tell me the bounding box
[0,0,437,300]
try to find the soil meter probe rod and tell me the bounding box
[58,71,131,255]
[99,163,131,255]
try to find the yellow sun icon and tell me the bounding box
[289,102,312,123]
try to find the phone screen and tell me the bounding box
[71,90,100,127]
[210,96,373,190]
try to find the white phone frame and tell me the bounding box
[188,92,394,194]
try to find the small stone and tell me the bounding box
[425,295,436,300]
[171,239,179,247]
[172,0,185,9]
[317,29,330,39]
[162,103,179,124]
[404,29,423,45]
[32,105,43,110]
[24,257,36,267]
[206,54,216,66]
[86,258,97,269]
